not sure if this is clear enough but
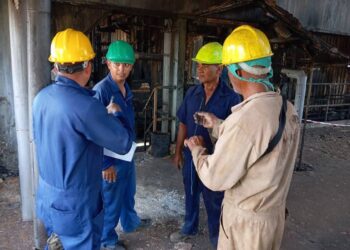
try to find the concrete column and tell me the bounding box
[8,0,32,222]
[26,0,51,248]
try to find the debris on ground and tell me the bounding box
[0,125,349,249]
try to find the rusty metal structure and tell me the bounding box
[51,0,350,129]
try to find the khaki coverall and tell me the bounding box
[191,92,300,250]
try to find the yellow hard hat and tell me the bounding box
[222,25,273,65]
[48,28,95,64]
[192,42,222,64]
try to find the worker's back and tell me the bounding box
[223,91,300,212]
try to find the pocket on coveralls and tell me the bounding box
[49,205,83,236]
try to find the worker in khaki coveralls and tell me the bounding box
[184,25,300,250]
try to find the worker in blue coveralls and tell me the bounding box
[33,29,133,250]
[93,40,151,250]
[170,42,241,248]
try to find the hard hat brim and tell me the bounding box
[192,58,221,65]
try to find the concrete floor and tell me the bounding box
[0,125,349,249]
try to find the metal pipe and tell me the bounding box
[296,68,314,171]
[26,0,51,248]
[170,18,186,142]
[161,19,172,133]
[153,87,158,132]
[281,69,307,122]
[8,0,32,222]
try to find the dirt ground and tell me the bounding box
[0,124,349,250]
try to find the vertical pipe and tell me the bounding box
[281,69,307,122]
[153,87,158,132]
[296,68,314,171]
[171,25,179,140]
[27,0,51,248]
[170,18,186,142]
[325,85,331,121]
[8,0,32,221]
[162,19,172,133]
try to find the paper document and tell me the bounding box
[103,142,137,162]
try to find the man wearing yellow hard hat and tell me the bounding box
[171,42,240,248]
[33,28,133,249]
[185,25,300,249]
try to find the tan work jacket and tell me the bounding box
[191,92,300,250]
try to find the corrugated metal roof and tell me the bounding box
[277,0,350,36]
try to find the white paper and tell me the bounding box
[103,142,137,162]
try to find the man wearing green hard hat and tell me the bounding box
[171,42,240,248]
[93,40,151,250]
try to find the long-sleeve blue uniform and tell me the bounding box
[33,75,133,250]
[176,78,240,247]
[93,73,141,248]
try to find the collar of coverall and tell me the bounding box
[107,73,133,102]
[193,77,230,97]
[230,91,280,113]
[55,75,95,97]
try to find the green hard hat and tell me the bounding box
[192,42,222,64]
[106,40,135,64]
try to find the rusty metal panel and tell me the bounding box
[277,0,350,36]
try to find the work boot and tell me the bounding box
[47,233,63,250]
[170,231,194,243]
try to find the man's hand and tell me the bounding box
[107,103,121,114]
[184,136,205,151]
[172,153,184,170]
[102,166,117,183]
[194,112,219,129]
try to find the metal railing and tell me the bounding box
[142,85,176,150]
[306,82,350,121]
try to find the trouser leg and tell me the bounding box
[100,179,127,247]
[181,160,201,235]
[202,184,224,247]
[120,164,141,233]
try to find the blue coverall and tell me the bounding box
[177,79,240,247]
[93,73,141,248]
[33,75,133,250]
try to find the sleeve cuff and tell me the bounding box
[112,111,123,117]
[191,145,207,168]
[102,156,114,170]
[211,119,223,139]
